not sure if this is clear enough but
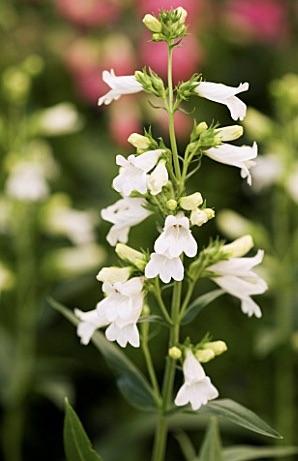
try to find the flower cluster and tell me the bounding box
[75,7,268,414]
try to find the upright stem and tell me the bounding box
[2,205,38,461]
[167,44,181,182]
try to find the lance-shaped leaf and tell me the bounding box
[199,417,223,461]
[222,445,298,461]
[182,289,224,325]
[50,298,156,411]
[64,399,102,461]
[199,399,281,439]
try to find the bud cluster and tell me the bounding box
[135,68,166,99]
[143,7,188,43]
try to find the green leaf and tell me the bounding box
[199,400,282,439]
[199,418,223,461]
[64,399,102,461]
[182,289,224,325]
[222,445,298,461]
[50,298,156,411]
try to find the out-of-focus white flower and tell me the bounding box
[101,197,151,246]
[6,163,49,201]
[36,103,83,136]
[147,160,168,195]
[43,196,97,245]
[286,165,298,203]
[154,213,197,258]
[195,81,249,121]
[113,149,163,196]
[97,276,144,348]
[205,142,258,185]
[250,154,283,191]
[75,308,109,345]
[217,209,252,240]
[190,208,215,227]
[145,253,184,283]
[174,350,218,411]
[96,266,131,284]
[208,250,267,318]
[97,69,143,106]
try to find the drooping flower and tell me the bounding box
[75,308,109,345]
[174,350,219,411]
[97,69,143,106]
[113,149,163,196]
[147,160,169,196]
[195,81,249,121]
[205,142,258,185]
[101,197,151,246]
[207,249,267,318]
[154,213,198,258]
[145,253,184,283]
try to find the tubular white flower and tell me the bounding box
[145,253,184,283]
[97,69,143,106]
[36,103,82,136]
[174,351,219,411]
[113,149,163,196]
[154,213,198,258]
[195,81,249,121]
[6,163,49,201]
[147,160,169,196]
[205,142,258,185]
[208,250,268,318]
[75,308,109,345]
[101,197,151,246]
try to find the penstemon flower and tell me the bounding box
[66,8,275,461]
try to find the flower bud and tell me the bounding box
[203,340,227,356]
[195,349,215,363]
[169,346,182,360]
[143,14,162,33]
[180,192,203,211]
[166,199,177,211]
[223,235,254,258]
[190,208,215,227]
[195,122,208,136]
[128,133,151,150]
[115,243,146,270]
[215,125,243,142]
[96,266,131,283]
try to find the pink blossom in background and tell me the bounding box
[155,110,192,141]
[225,0,289,43]
[139,33,202,84]
[137,0,204,25]
[108,97,142,147]
[65,36,136,104]
[56,0,121,28]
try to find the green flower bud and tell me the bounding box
[143,14,162,33]
[215,125,243,142]
[203,340,227,356]
[169,346,182,360]
[166,199,178,211]
[195,349,215,363]
[195,122,208,136]
[96,266,131,283]
[115,244,146,270]
[128,133,151,151]
[180,192,203,211]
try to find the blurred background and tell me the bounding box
[0,0,297,460]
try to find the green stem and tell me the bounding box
[141,321,161,404]
[153,279,173,325]
[2,205,38,461]
[151,281,182,461]
[167,44,181,181]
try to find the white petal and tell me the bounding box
[131,149,162,172]
[183,351,206,383]
[241,297,262,318]
[106,225,129,246]
[174,384,190,407]
[98,70,143,106]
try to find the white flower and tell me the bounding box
[6,163,49,201]
[101,197,151,246]
[205,142,258,185]
[208,250,268,318]
[36,103,82,136]
[75,308,109,345]
[190,208,214,227]
[154,213,197,258]
[113,149,163,196]
[145,253,184,283]
[180,192,203,211]
[147,160,169,196]
[251,154,283,191]
[195,81,249,121]
[97,69,143,106]
[97,277,144,348]
[96,266,131,284]
[174,351,219,411]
